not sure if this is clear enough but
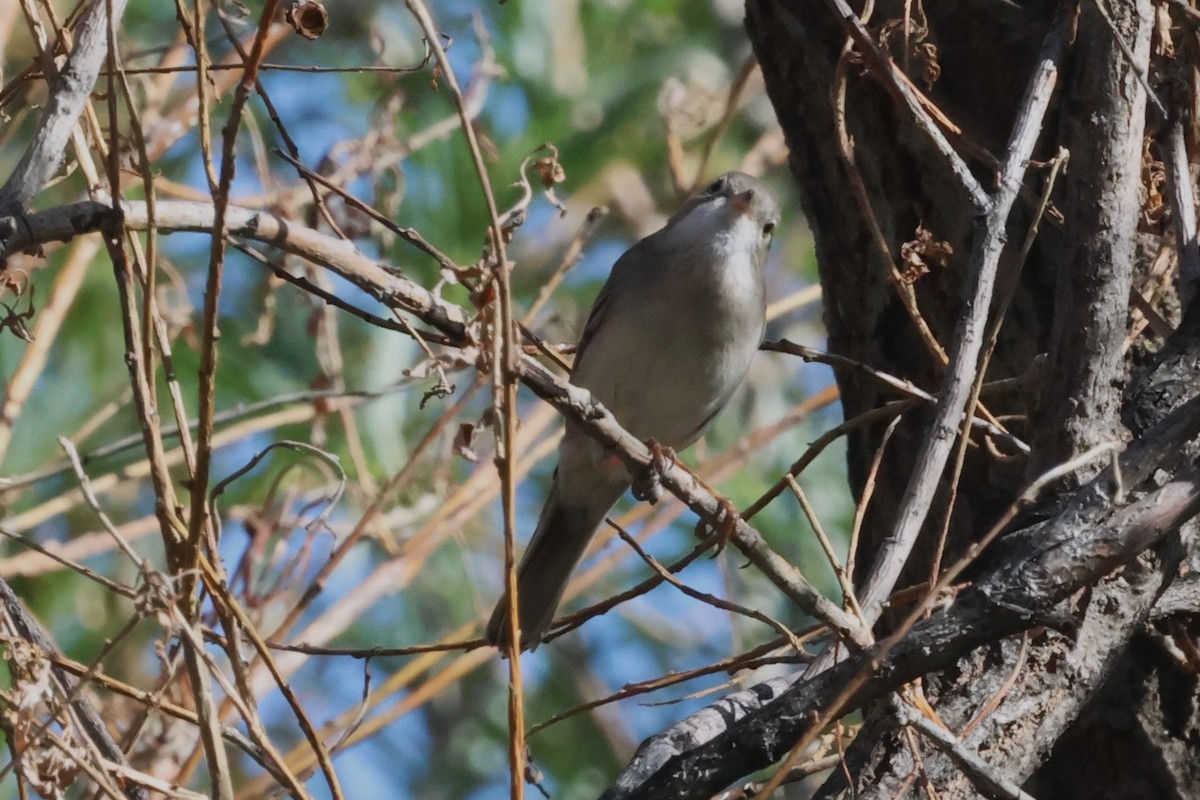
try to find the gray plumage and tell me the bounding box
[487,171,780,650]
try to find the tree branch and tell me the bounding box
[0,577,148,800]
[1029,0,1153,476]
[0,0,130,215]
[854,0,1075,627]
[0,198,870,647]
[599,391,1200,799]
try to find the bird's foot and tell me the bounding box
[631,440,676,503]
[648,440,677,474]
[697,494,740,556]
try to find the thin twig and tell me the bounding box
[0,578,147,800]
[402,4,526,797]
[853,8,1073,626]
[0,0,131,213]
[1088,0,1166,117]
[820,0,989,210]
[762,340,1029,453]
[522,205,610,325]
[847,414,903,583]
[529,631,817,739]
[929,147,1069,586]
[889,694,1038,800]
[271,147,459,271]
[612,522,808,652]
[785,476,867,626]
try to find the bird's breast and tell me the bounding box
[572,250,764,448]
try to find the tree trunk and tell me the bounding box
[743,0,1200,796]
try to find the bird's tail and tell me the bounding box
[486,479,623,651]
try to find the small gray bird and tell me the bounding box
[486,171,779,651]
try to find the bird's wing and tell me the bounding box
[572,275,615,369]
[572,236,659,370]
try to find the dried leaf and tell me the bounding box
[533,156,565,189]
[875,3,940,90]
[915,42,941,91]
[1141,137,1166,232]
[899,224,953,284]
[453,422,479,462]
[1155,3,1175,58]
[284,0,329,40]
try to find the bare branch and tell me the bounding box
[855,3,1075,625]
[600,392,1200,799]
[0,0,130,214]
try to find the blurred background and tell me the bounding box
[0,1,849,797]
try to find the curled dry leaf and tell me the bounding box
[536,168,568,218]
[472,277,498,308]
[898,223,953,284]
[284,0,329,40]
[524,143,568,217]
[876,7,941,90]
[5,639,53,715]
[913,42,941,90]
[420,376,455,408]
[533,155,565,189]
[453,422,479,462]
[1,638,82,796]
[0,283,36,342]
[1141,136,1167,232]
[404,350,470,408]
[453,408,500,461]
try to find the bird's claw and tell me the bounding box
[648,440,677,474]
[631,440,676,503]
[696,495,740,556]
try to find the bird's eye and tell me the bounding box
[707,177,727,195]
[762,221,776,236]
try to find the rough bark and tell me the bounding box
[1028,0,1151,478]
[747,0,1060,599]
[598,382,1200,799]
[672,0,1200,797]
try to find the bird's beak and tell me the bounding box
[731,189,755,215]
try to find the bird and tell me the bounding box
[486,171,780,651]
